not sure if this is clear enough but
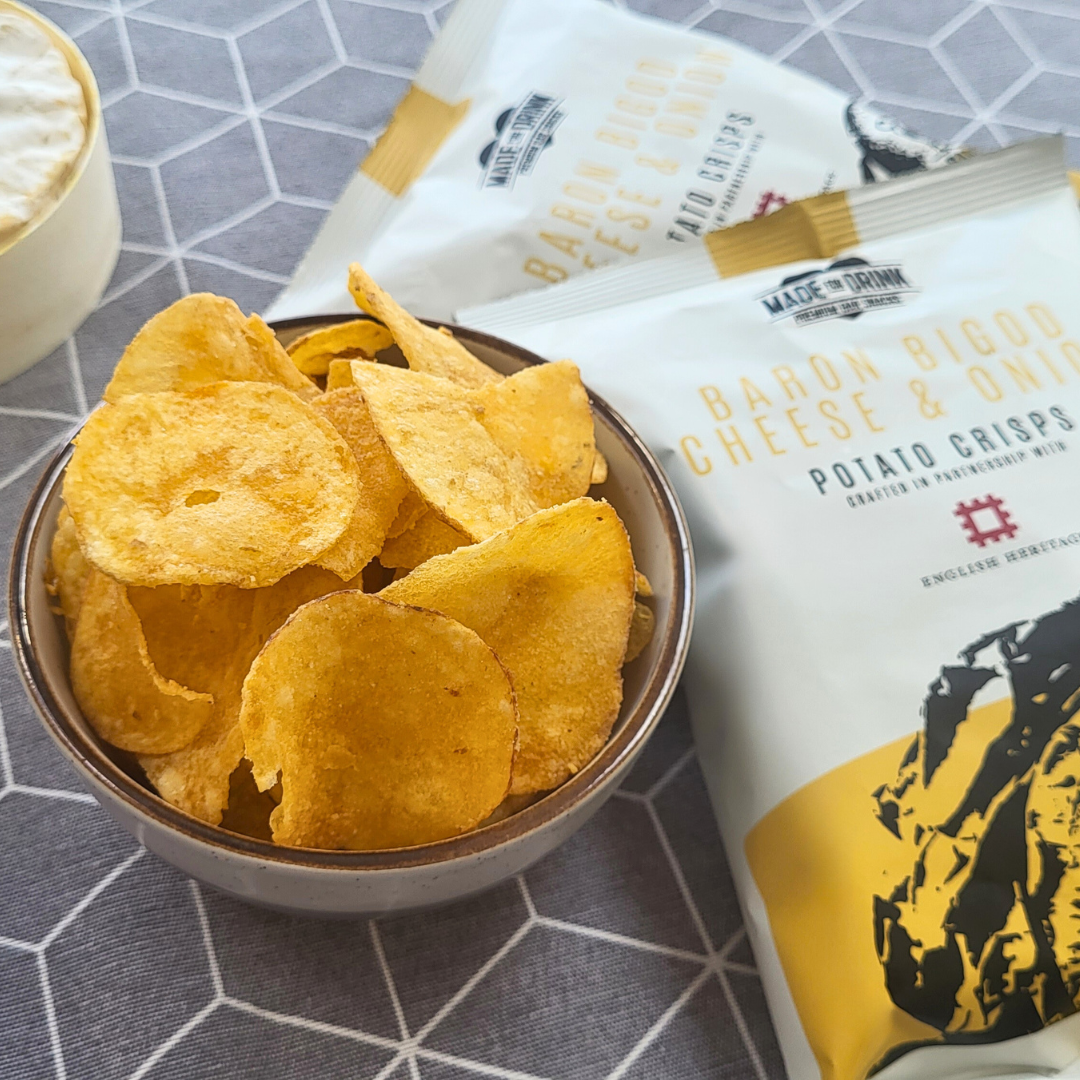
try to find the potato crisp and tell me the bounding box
[625,601,655,664]
[104,294,317,402]
[46,507,90,636]
[472,360,596,507]
[309,388,410,580]
[71,571,213,755]
[379,511,470,570]
[349,362,538,541]
[240,591,517,849]
[286,318,394,376]
[63,382,360,588]
[383,499,636,794]
[348,356,601,540]
[348,262,501,388]
[52,268,652,849]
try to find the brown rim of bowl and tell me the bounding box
[8,319,695,871]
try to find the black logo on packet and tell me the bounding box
[479,91,565,190]
[756,256,919,327]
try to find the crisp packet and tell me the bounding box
[463,138,1080,1080]
[266,0,957,324]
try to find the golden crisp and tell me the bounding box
[348,263,501,388]
[385,488,428,539]
[625,601,655,663]
[47,506,91,636]
[240,591,517,850]
[382,498,635,794]
[635,571,653,597]
[64,382,360,588]
[142,713,246,825]
[70,571,213,754]
[103,294,318,403]
[131,582,257,823]
[309,389,411,580]
[133,565,344,824]
[591,451,608,485]
[349,363,538,542]
[473,360,595,507]
[379,511,470,570]
[286,319,394,376]
[325,358,355,390]
[244,315,323,402]
[349,359,596,527]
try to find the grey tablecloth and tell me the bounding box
[1,2,1078,1077]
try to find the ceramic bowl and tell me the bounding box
[8,319,694,917]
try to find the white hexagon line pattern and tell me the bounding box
[0,693,14,789]
[0,843,146,1080]
[0,716,757,1080]
[643,0,1080,155]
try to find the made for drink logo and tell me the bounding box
[479,91,566,190]
[756,255,919,326]
[954,495,1019,547]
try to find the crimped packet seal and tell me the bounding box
[707,137,1065,277]
[353,0,506,197]
[462,139,1067,334]
[275,0,509,314]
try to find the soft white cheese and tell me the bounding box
[0,9,86,243]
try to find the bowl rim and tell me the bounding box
[7,319,695,871]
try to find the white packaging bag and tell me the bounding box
[462,138,1080,1080]
[266,0,957,324]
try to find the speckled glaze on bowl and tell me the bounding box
[8,320,694,917]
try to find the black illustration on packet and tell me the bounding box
[872,597,1080,1069]
[844,102,960,183]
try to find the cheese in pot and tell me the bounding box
[0,7,86,244]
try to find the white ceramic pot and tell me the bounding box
[9,324,694,916]
[0,0,121,384]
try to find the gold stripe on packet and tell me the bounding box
[361,86,471,198]
[708,152,1076,281]
[705,190,859,279]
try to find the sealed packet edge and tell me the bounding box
[706,137,1065,277]
[265,0,509,321]
[460,137,1069,334]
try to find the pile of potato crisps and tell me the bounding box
[47,264,655,850]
